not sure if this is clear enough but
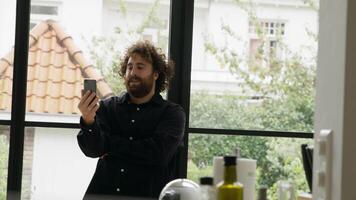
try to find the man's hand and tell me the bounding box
[78,90,100,125]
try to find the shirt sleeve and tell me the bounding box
[77,100,110,158]
[108,104,186,166]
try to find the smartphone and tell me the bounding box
[84,78,97,94]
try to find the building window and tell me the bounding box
[30,1,61,29]
[249,20,286,65]
[31,5,58,15]
[249,20,285,36]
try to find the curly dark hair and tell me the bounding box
[119,41,175,93]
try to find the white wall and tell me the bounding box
[31,127,97,200]
[102,0,170,46]
[0,0,16,57]
[314,0,356,199]
[60,0,103,58]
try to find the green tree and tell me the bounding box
[0,135,8,200]
[188,92,313,198]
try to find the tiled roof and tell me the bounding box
[0,20,114,115]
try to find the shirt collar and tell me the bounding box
[118,92,164,105]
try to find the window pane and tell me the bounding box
[0,0,16,120]
[31,5,58,15]
[187,133,313,199]
[190,0,319,132]
[21,127,95,199]
[27,0,171,123]
[0,127,9,200]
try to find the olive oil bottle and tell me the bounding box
[217,156,243,200]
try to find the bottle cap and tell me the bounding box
[257,185,268,200]
[199,176,214,185]
[223,156,237,166]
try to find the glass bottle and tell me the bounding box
[217,156,244,200]
[199,176,216,200]
[257,185,268,200]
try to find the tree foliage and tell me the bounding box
[189,92,313,198]
[0,135,8,200]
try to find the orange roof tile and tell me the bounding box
[0,20,114,115]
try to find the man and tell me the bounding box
[77,41,186,199]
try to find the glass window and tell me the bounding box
[21,0,172,199]
[0,0,16,197]
[26,0,171,123]
[0,0,16,120]
[187,133,313,199]
[188,0,318,197]
[190,0,319,132]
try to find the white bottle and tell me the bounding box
[199,177,216,200]
[237,158,256,200]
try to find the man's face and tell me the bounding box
[124,53,158,98]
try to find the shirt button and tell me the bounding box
[137,107,140,111]
[116,188,120,192]
[131,119,135,123]
[129,137,133,140]
[121,168,125,172]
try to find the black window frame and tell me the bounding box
[5,0,313,199]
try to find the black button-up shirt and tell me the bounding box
[77,92,186,199]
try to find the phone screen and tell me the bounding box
[84,79,97,94]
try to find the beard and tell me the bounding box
[125,75,155,98]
